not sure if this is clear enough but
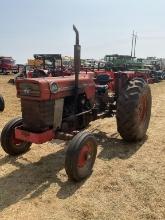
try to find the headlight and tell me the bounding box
[49,82,58,93]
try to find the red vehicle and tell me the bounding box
[0,57,15,74]
[0,26,152,182]
[94,68,154,94]
[26,54,72,78]
[12,64,24,74]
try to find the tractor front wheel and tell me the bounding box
[65,131,97,181]
[1,117,32,155]
[116,78,152,142]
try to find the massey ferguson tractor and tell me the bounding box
[0,26,152,182]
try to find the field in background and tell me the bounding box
[0,76,165,220]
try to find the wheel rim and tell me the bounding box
[11,129,24,146]
[139,95,147,122]
[77,144,92,168]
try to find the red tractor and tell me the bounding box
[0,26,152,181]
[26,54,72,78]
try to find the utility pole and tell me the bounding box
[133,32,138,57]
[131,31,138,58]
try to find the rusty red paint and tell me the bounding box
[12,131,23,145]
[77,144,92,168]
[16,72,95,101]
[15,127,55,144]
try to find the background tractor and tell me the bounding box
[0,25,152,182]
[26,54,72,78]
[103,54,155,84]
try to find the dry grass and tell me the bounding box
[0,76,165,220]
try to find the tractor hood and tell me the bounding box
[16,72,95,101]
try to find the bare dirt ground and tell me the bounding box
[0,75,165,220]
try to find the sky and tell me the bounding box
[0,0,165,63]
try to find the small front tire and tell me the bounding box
[1,117,32,155]
[65,131,97,181]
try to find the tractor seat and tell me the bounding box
[95,74,113,85]
[32,69,47,78]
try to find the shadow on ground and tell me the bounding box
[0,131,147,211]
[94,131,147,160]
[0,149,84,211]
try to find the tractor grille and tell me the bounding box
[18,82,40,97]
[21,99,54,132]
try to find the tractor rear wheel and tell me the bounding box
[116,78,152,142]
[1,117,32,155]
[65,131,97,181]
[0,95,5,112]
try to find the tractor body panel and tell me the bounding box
[16,72,95,101]
[15,127,55,144]
[15,72,95,134]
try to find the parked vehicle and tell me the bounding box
[1,26,152,182]
[0,57,15,74]
[26,54,72,78]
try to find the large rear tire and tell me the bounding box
[0,95,5,112]
[116,78,152,142]
[1,117,32,155]
[65,131,97,181]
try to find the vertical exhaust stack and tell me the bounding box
[73,25,81,113]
